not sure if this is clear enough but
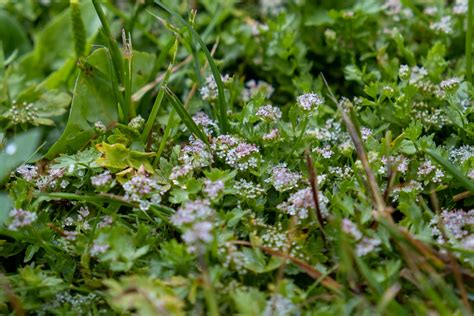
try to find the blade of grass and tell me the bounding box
[92,0,126,120]
[424,148,474,193]
[154,110,176,166]
[164,86,209,144]
[154,1,230,133]
[141,39,178,143]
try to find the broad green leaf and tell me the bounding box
[95,142,154,173]
[15,1,100,84]
[45,48,118,159]
[0,129,41,183]
[0,10,31,57]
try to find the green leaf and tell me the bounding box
[0,10,31,57]
[0,128,41,183]
[165,87,209,144]
[242,247,283,273]
[15,1,100,85]
[45,48,118,159]
[96,142,154,173]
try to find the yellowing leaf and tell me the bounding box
[95,142,154,173]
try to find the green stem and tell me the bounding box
[288,117,308,157]
[467,0,473,83]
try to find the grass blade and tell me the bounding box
[164,86,209,144]
[424,148,474,193]
[141,39,178,143]
[154,1,230,133]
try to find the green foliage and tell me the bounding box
[1,1,474,315]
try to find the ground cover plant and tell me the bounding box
[0,0,473,314]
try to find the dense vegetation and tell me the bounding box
[0,0,473,315]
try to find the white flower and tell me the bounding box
[430,16,453,34]
[7,209,37,231]
[266,164,301,192]
[256,105,282,122]
[296,92,324,111]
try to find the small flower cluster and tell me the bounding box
[180,137,213,169]
[38,291,97,316]
[263,294,298,316]
[296,92,324,112]
[219,242,248,272]
[213,135,260,171]
[439,77,462,93]
[200,74,231,101]
[128,115,145,131]
[35,168,67,191]
[409,66,428,84]
[170,199,215,253]
[262,128,280,142]
[418,159,444,183]
[430,16,453,34]
[328,165,352,179]
[431,209,474,250]
[379,155,409,175]
[91,170,113,189]
[449,145,473,164]
[234,179,265,199]
[122,171,163,211]
[7,208,37,231]
[390,180,423,201]
[4,101,38,125]
[266,164,301,192]
[257,222,305,259]
[203,179,225,199]
[314,145,334,159]
[241,79,274,102]
[341,219,381,256]
[453,0,468,15]
[170,137,213,185]
[16,164,39,181]
[90,239,110,256]
[256,104,282,122]
[192,112,218,135]
[277,188,329,222]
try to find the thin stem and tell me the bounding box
[288,117,308,158]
